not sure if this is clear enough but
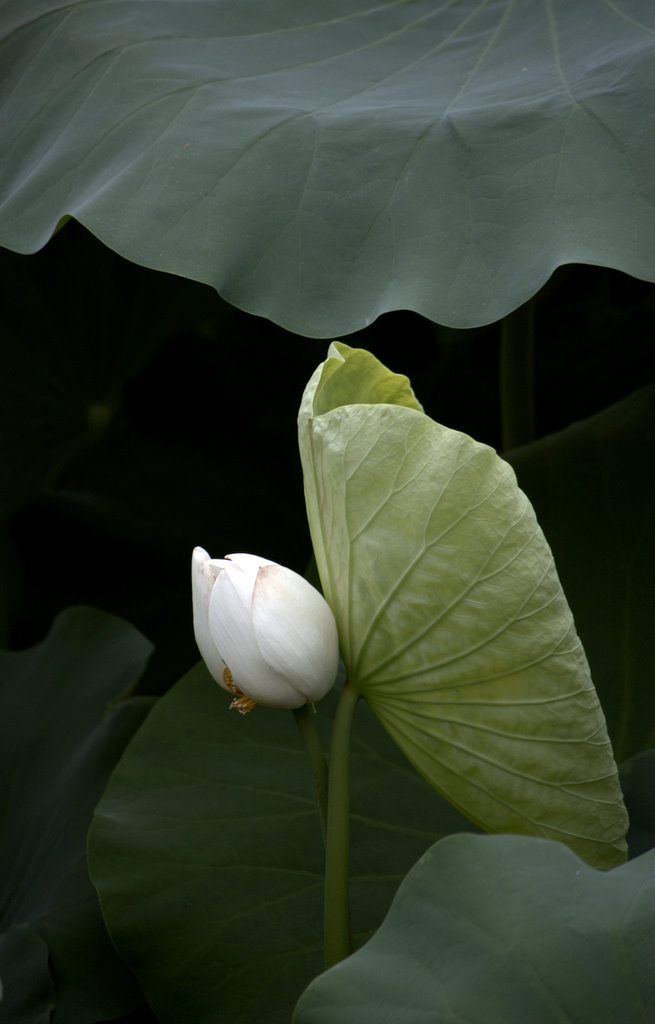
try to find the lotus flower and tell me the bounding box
[192,548,340,713]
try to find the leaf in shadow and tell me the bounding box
[0,607,154,1022]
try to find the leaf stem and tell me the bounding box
[293,703,329,842]
[324,682,359,969]
[500,298,536,450]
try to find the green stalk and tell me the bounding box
[500,298,536,451]
[323,682,359,969]
[293,703,329,842]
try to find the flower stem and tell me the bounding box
[324,682,359,969]
[293,703,329,842]
[500,297,536,451]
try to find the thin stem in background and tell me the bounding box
[293,702,329,843]
[324,682,359,969]
[500,298,536,451]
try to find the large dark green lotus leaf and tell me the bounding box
[506,383,655,763]
[88,663,474,1024]
[1,2,654,336]
[0,607,154,1023]
[294,833,655,1023]
[299,344,628,869]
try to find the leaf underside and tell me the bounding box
[299,345,628,868]
[1,1,654,334]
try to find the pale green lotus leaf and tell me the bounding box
[299,344,628,869]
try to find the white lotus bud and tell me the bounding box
[191,547,340,713]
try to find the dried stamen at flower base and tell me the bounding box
[222,664,257,715]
